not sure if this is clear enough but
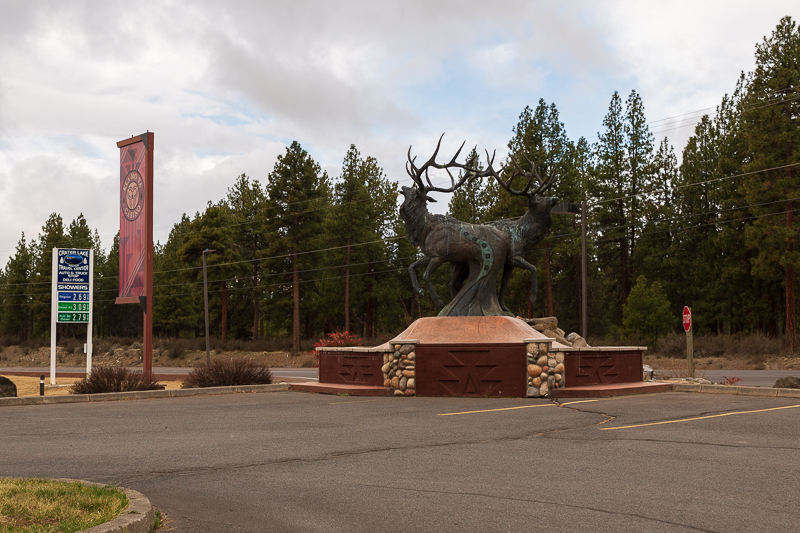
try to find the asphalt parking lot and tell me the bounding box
[2,390,799,532]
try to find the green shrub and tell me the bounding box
[622,276,674,346]
[70,366,163,394]
[182,359,273,388]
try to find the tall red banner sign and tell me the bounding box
[116,135,150,301]
[116,132,154,375]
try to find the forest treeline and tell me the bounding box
[1,17,799,351]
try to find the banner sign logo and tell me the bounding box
[122,169,144,221]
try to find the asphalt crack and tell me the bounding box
[108,407,609,484]
[350,482,720,532]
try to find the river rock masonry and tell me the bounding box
[526,341,564,398]
[382,343,416,397]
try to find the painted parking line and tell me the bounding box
[559,399,601,407]
[601,403,800,431]
[328,399,384,405]
[438,404,556,416]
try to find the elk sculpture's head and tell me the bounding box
[487,153,559,227]
[400,135,491,240]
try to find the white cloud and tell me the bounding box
[0,0,797,266]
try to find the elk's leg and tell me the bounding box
[498,262,514,313]
[409,256,430,297]
[513,256,538,306]
[447,262,468,298]
[423,257,446,309]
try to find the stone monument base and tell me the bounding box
[317,316,649,398]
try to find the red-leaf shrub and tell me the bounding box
[309,331,362,366]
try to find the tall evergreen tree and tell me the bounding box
[226,174,267,339]
[326,145,396,335]
[264,141,331,351]
[740,16,800,350]
[0,235,33,340]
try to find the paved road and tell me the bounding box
[651,368,799,388]
[2,390,799,532]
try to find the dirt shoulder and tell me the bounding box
[643,355,800,371]
[0,345,317,369]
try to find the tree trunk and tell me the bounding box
[252,262,259,340]
[221,282,228,342]
[292,246,300,353]
[787,199,796,352]
[545,241,554,317]
[344,238,351,332]
[365,267,374,338]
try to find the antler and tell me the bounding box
[486,152,556,197]
[406,134,490,194]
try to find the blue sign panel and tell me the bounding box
[57,249,90,284]
[58,292,90,302]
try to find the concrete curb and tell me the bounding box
[0,383,290,408]
[671,382,800,398]
[51,479,154,533]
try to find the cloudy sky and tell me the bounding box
[0,1,797,267]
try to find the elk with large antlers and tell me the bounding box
[400,135,512,316]
[447,153,559,313]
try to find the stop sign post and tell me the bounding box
[683,306,694,377]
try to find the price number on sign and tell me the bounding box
[58,302,89,312]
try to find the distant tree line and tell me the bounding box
[1,17,798,350]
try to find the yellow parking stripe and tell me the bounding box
[601,404,800,431]
[559,399,601,407]
[439,404,556,416]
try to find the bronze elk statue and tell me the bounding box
[400,136,561,317]
[400,136,512,316]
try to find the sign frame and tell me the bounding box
[50,248,94,384]
[115,132,154,376]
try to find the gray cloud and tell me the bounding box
[0,0,797,266]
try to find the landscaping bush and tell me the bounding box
[69,366,163,394]
[182,359,273,388]
[307,331,362,366]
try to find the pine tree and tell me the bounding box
[264,141,331,351]
[591,92,629,326]
[153,215,198,337]
[0,234,33,340]
[30,214,67,337]
[226,174,267,339]
[739,16,800,350]
[325,145,396,336]
[178,202,242,341]
[591,90,656,327]
[489,100,569,317]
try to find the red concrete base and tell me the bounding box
[288,382,390,396]
[550,382,672,398]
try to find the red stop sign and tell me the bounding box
[683,306,692,332]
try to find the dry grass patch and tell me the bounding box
[0,478,127,533]
[1,375,182,397]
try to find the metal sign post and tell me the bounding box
[50,248,93,384]
[683,306,693,377]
